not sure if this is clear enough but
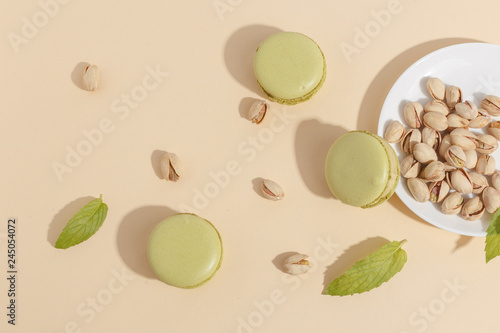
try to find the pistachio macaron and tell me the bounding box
[325,131,400,208]
[253,32,326,105]
[147,213,223,288]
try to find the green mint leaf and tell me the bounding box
[485,207,500,263]
[55,195,108,249]
[324,240,407,296]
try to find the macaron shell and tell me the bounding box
[147,213,223,289]
[362,137,400,208]
[325,131,399,208]
[254,32,326,104]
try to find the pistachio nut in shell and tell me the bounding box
[469,109,491,128]
[401,129,421,154]
[445,86,462,109]
[487,121,500,140]
[400,155,421,179]
[492,170,500,192]
[461,196,485,221]
[444,145,466,168]
[476,154,495,176]
[455,101,478,120]
[449,128,477,151]
[419,161,445,182]
[475,134,498,154]
[423,112,448,131]
[469,171,488,194]
[449,168,473,194]
[160,152,184,182]
[424,100,449,115]
[446,113,469,130]
[464,149,478,169]
[248,100,269,124]
[421,127,441,151]
[261,179,284,200]
[384,120,405,143]
[413,143,438,164]
[404,102,424,128]
[429,180,450,203]
[482,186,500,214]
[481,95,500,116]
[427,78,446,100]
[82,64,100,91]
[407,178,430,203]
[441,192,464,215]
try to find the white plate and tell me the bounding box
[378,43,500,237]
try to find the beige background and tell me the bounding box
[2,0,500,332]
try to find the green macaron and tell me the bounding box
[147,213,223,288]
[253,32,326,105]
[325,131,400,208]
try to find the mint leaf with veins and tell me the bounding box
[55,195,108,249]
[324,240,407,296]
[485,208,500,263]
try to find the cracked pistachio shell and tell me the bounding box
[284,254,310,275]
[469,171,488,194]
[449,128,477,151]
[461,196,485,221]
[82,64,100,91]
[445,86,462,109]
[407,178,430,203]
[404,102,424,128]
[400,155,421,179]
[455,101,478,120]
[469,109,491,128]
[482,186,500,214]
[487,120,500,140]
[476,154,496,175]
[421,127,441,151]
[464,149,478,170]
[413,143,438,164]
[423,112,448,131]
[475,134,498,154]
[419,161,445,182]
[424,100,449,115]
[444,145,466,168]
[449,169,473,194]
[427,78,446,100]
[429,180,450,203]
[441,192,464,215]
[160,152,184,182]
[401,129,421,154]
[492,170,500,192]
[261,179,284,200]
[248,100,269,124]
[446,113,469,130]
[439,135,453,159]
[384,120,405,143]
[481,95,500,116]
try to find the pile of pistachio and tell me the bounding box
[384,78,500,221]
